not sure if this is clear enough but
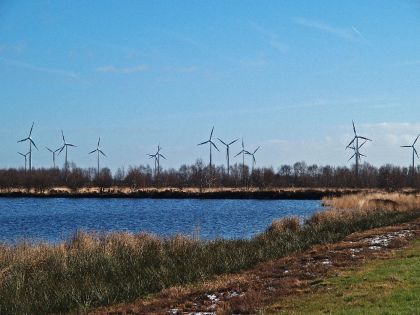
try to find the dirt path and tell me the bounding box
[91,218,420,315]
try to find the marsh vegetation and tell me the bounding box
[0,193,419,313]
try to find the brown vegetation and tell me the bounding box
[0,192,419,314]
[92,218,420,314]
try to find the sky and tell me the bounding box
[0,0,420,171]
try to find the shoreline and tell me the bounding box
[0,187,414,200]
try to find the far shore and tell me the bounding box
[0,187,418,200]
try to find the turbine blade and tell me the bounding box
[18,152,25,157]
[89,150,96,154]
[197,140,209,146]
[229,138,239,145]
[210,126,214,139]
[46,147,53,153]
[58,145,65,155]
[61,130,65,142]
[401,145,412,148]
[359,140,367,149]
[253,146,260,154]
[30,139,38,150]
[211,141,219,151]
[346,137,356,149]
[218,138,227,146]
[348,153,356,161]
[29,122,34,136]
[17,138,29,143]
[234,151,242,157]
[415,148,419,159]
[159,154,166,159]
[352,120,356,135]
[414,134,420,146]
[358,136,372,141]
[67,144,77,147]
[98,137,101,148]
[359,153,366,157]
[99,150,106,157]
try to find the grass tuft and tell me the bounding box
[0,193,419,314]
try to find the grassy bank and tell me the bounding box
[0,193,419,314]
[269,239,420,314]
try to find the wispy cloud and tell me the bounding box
[163,66,197,73]
[0,43,26,54]
[97,64,149,74]
[293,17,365,42]
[249,22,289,53]
[394,59,420,67]
[0,57,79,79]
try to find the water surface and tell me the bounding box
[0,198,322,243]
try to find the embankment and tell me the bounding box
[0,187,413,199]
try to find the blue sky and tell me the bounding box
[0,0,420,171]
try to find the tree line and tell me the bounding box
[0,160,419,192]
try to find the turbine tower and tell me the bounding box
[401,135,420,174]
[89,137,107,176]
[46,147,60,168]
[148,153,158,178]
[18,152,30,172]
[217,137,238,175]
[17,122,38,171]
[346,121,371,176]
[197,127,219,170]
[58,130,77,170]
[246,146,260,172]
[235,139,250,182]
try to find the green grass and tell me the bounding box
[268,239,420,315]
[0,201,419,314]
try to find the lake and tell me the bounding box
[0,198,323,243]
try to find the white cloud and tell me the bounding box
[249,22,289,53]
[97,64,149,74]
[163,66,197,73]
[293,17,364,42]
[0,57,79,79]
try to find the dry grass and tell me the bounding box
[323,192,420,211]
[0,193,419,314]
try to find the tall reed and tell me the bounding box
[0,193,419,314]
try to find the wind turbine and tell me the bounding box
[198,127,219,170]
[235,139,250,182]
[347,140,367,164]
[346,121,372,176]
[18,152,30,171]
[246,146,260,172]
[149,144,166,182]
[46,147,60,168]
[148,145,166,184]
[217,137,238,175]
[17,122,38,171]
[401,135,420,174]
[58,130,77,170]
[89,137,106,176]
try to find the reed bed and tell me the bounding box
[0,193,419,314]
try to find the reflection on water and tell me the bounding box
[0,198,322,243]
